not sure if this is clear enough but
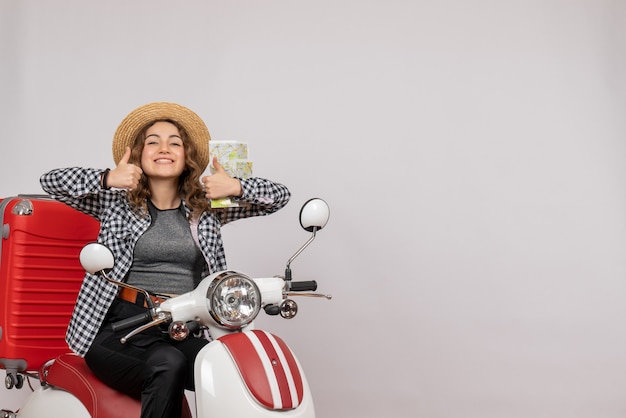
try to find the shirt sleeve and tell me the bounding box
[217,177,291,224]
[40,167,106,219]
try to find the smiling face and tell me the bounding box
[140,121,186,180]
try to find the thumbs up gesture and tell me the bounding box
[201,157,243,199]
[108,147,143,190]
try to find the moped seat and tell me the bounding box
[44,353,192,418]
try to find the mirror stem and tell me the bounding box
[99,270,157,310]
[285,227,318,286]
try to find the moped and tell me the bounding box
[2,198,331,418]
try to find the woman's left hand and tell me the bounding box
[201,157,243,199]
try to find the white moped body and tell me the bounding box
[14,328,315,418]
[15,386,89,417]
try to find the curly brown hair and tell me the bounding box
[126,119,209,220]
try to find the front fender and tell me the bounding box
[195,330,315,417]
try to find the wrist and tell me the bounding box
[100,168,111,190]
[234,179,243,197]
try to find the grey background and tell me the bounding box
[1,1,626,417]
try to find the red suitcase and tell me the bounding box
[0,195,99,388]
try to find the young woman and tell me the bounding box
[40,102,291,418]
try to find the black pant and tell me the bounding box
[84,298,208,418]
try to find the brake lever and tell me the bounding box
[120,313,170,344]
[284,292,332,300]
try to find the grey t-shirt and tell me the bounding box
[126,201,205,295]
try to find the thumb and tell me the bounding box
[213,157,226,173]
[118,147,132,166]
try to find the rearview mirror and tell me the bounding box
[80,242,114,274]
[299,198,330,232]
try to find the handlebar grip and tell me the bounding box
[290,280,318,292]
[111,312,153,333]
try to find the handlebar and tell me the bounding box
[289,280,318,292]
[110,281,322,333]
[111,312,153,333]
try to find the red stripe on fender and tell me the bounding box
[271,333,305,405]
[220,333,274,409]
[253,330,293,409]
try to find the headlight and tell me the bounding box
[207,271,261,329]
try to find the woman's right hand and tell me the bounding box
[107,147,143,190]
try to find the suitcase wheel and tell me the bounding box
[4,372,23,390]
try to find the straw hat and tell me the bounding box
[112,102,211,171]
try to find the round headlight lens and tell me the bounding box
[207,272,261,329]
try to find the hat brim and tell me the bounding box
[112,102,211,171]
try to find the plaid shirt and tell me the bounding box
[40,167,290,356]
